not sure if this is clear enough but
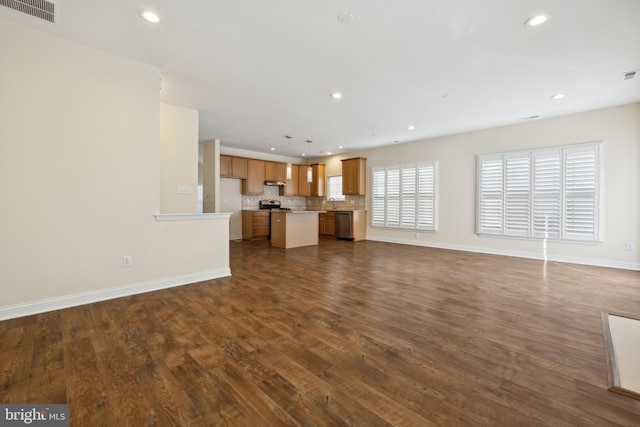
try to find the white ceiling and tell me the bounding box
[2,0,639,160]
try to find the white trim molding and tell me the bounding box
[366,236,640,271]
[154,213,232,221]
[0,268,231,321]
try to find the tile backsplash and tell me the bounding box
[242,186,306,209]
[241,186,366,211]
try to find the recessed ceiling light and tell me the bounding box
[407,125,416,130]
[327,152,332,155]
[270,147,276,151]
[330,92,342,99]
[140,10,161,23]
[337,12,353,24]
[551,93,565,100]
[338,145,343,149]
[525,13,550,27]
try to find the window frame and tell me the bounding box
[327,175,345,201]
[476,142,601,243]
[372,161,439,231]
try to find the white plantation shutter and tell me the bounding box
[532,150,561,238]
[477,142,600,242]
[372,162,438,230]
[477,155,503,235]
[401,166,417,228]
[564,145,598,241]
[505,153,530,236]
[418,163,437,229]
[386,167,400,227]
[372,169,386,225]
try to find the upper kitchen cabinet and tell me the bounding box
[265,161,286,181]
[297,164,311,197]
[341,157,366,195]
[241,159,265,195]
[310,164,326,197]
[280,164,299,196]
[220,155,248,179]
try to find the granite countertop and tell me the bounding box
[272,210,324,214]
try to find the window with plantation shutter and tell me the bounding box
[477,142,600,242]
[477,155,503,235]
[533,150,561,239]
[372,161,438,230]
[564,145,598,241]
[505,153,530,236]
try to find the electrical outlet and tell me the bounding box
[625,242,635,251]
[415,233,420,239]
[123,256,132,267]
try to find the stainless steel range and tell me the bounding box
[259,200,291,211]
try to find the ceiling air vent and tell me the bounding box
[622,71,636,81]
[0,0,57,24]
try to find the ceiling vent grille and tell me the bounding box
[622,71,636,80]
[0,0,57,24]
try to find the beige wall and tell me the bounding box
[160,103,198,213]
[0,19,230,317]
[221,179,243,239]
[329,103,640,269]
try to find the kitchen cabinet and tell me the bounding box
[279,164,299,196]
[341,157,366,195]
[298,164,311,196]
[310,164,326,197]
[220,155,248,179]
[319,211,335,236]
[265,161,286,181]
[242,210,270,240]
[241,159,265,195]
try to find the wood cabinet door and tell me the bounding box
[280,164,299,196]
[311,164,325,197]
[220,155,248,178]
[342,158,366,195]
[266,162,286,181]
[325,215,336,236]
[242,159,265,195]
[231,157,248,179]
[220,155,232,177]
[298,165,311,196]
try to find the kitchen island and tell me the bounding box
[271,210,321,249]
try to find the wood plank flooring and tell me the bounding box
[2,239,640,426]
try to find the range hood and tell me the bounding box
[264,180,286,186]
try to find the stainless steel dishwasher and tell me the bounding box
[334,211,353,240]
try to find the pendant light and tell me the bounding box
[284,136,293,180]
[306,140,313,183]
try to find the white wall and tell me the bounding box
[0,19,230,318]
[332,103,640,269]
[160,103,199,213]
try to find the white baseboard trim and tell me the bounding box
[0,268,232,321]
[229,234,243,241]
[366,236,640,271]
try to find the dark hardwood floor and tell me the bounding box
[2,238,640,426]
